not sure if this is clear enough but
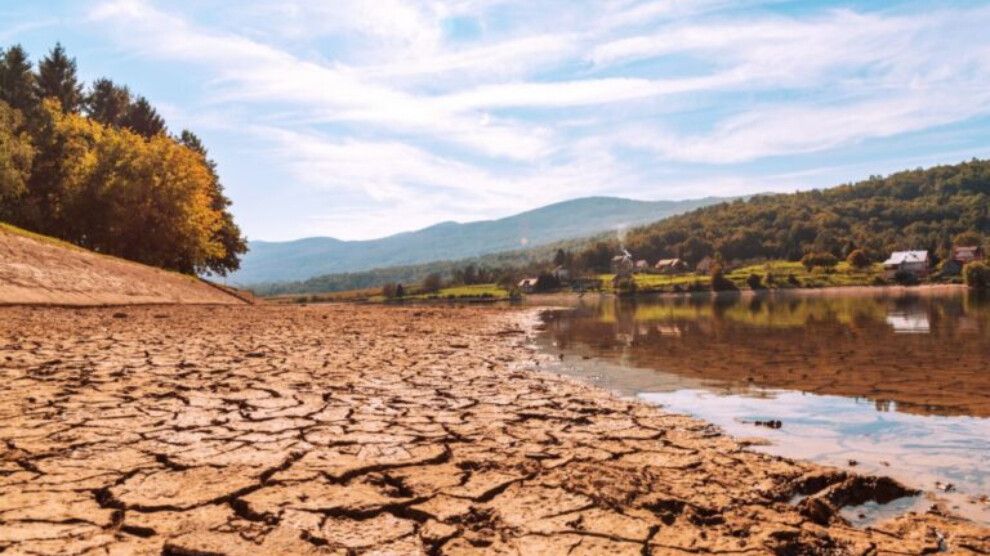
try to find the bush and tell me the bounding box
[382,283,398,299]
[534,271,562,292]
[964,262,990,290]
[710,266,739,292]
[801,252,839,271]
[422,273,443,293]
[893,269,920,286]
[787,273,800,287]
[871,275,887,286]
[846,249,870,269]
[746,273,765,290]
[613,275,637,295]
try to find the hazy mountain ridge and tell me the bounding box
[231,196,729,285]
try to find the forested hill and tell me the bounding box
[231,196,729,284]
[582,159,990,269]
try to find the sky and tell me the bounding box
[3,0,990,241]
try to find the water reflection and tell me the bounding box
[538,289,990,524]
[543,291,990,417]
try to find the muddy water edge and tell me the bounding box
[534,289,990,525]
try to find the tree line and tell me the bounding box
[0,43,245,275]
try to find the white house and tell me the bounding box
[882,250,930,279]
[518,277,538,293]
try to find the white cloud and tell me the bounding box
[78,0,990,239]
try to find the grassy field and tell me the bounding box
[597,260,888,293]
[724,260,885,288]
[362,283,510,303]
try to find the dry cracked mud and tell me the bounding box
[1,304,988,555]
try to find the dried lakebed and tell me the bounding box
[1,304,988,554]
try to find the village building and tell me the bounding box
[517,277,538,294]
[655,258,688,274]
[635,259,650,272]
[953,245,985,264]
[942,245,985,275]
[882,250,930,279]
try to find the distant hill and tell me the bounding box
[0,223,247,306]
[230,196,729,285]
[598,159,990,270]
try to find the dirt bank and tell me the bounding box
[1,304,987,554]
[0,225,245,306]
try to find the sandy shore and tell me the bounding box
[1,304,988,554]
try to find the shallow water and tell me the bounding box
[536,290,990,524]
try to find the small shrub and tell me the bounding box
[534,271,562,292]
[710,266,739,292]
[422,273,443,293]
[613,275,638,295]
[893,269,920,286]
[871,275,887,286]
[964,261,990,290]
[787,273,800,286]
[381,283,400,299]
[801,252,839,271]
[746,273,764,290]
[846,249,870,269]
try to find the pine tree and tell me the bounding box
[36,43,84,113]
[0,45,38,116]
[86,78,131,127]
[123,96,166,137]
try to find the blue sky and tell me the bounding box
[3,0,990,241]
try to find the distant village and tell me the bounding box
[517,243,987,294]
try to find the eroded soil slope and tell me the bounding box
[0,226,244,306]
[1,304,988,554]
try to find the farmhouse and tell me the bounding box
[953,245,985,264]
[942,245,985,276]
[882,250,930,279]
[635,259,650,272]
[517,277,538,293]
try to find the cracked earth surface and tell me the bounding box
[1,304,988,555]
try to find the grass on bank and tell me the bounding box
[380,283,509,302]
[597,260,887,293]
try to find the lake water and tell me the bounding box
[535,289,990,525]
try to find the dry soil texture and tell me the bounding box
[0,227,245,306]
[1,304,988,555]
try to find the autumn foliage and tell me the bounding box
[0,43,244,275]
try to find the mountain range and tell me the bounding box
[229,196,730,285]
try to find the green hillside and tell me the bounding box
[598,159,990,270]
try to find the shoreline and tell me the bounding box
[1,303,987,553]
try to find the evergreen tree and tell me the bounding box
[36,43,83,113]
[85,78,131,127]
[0,45,37,116]
[123,96,166,138]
